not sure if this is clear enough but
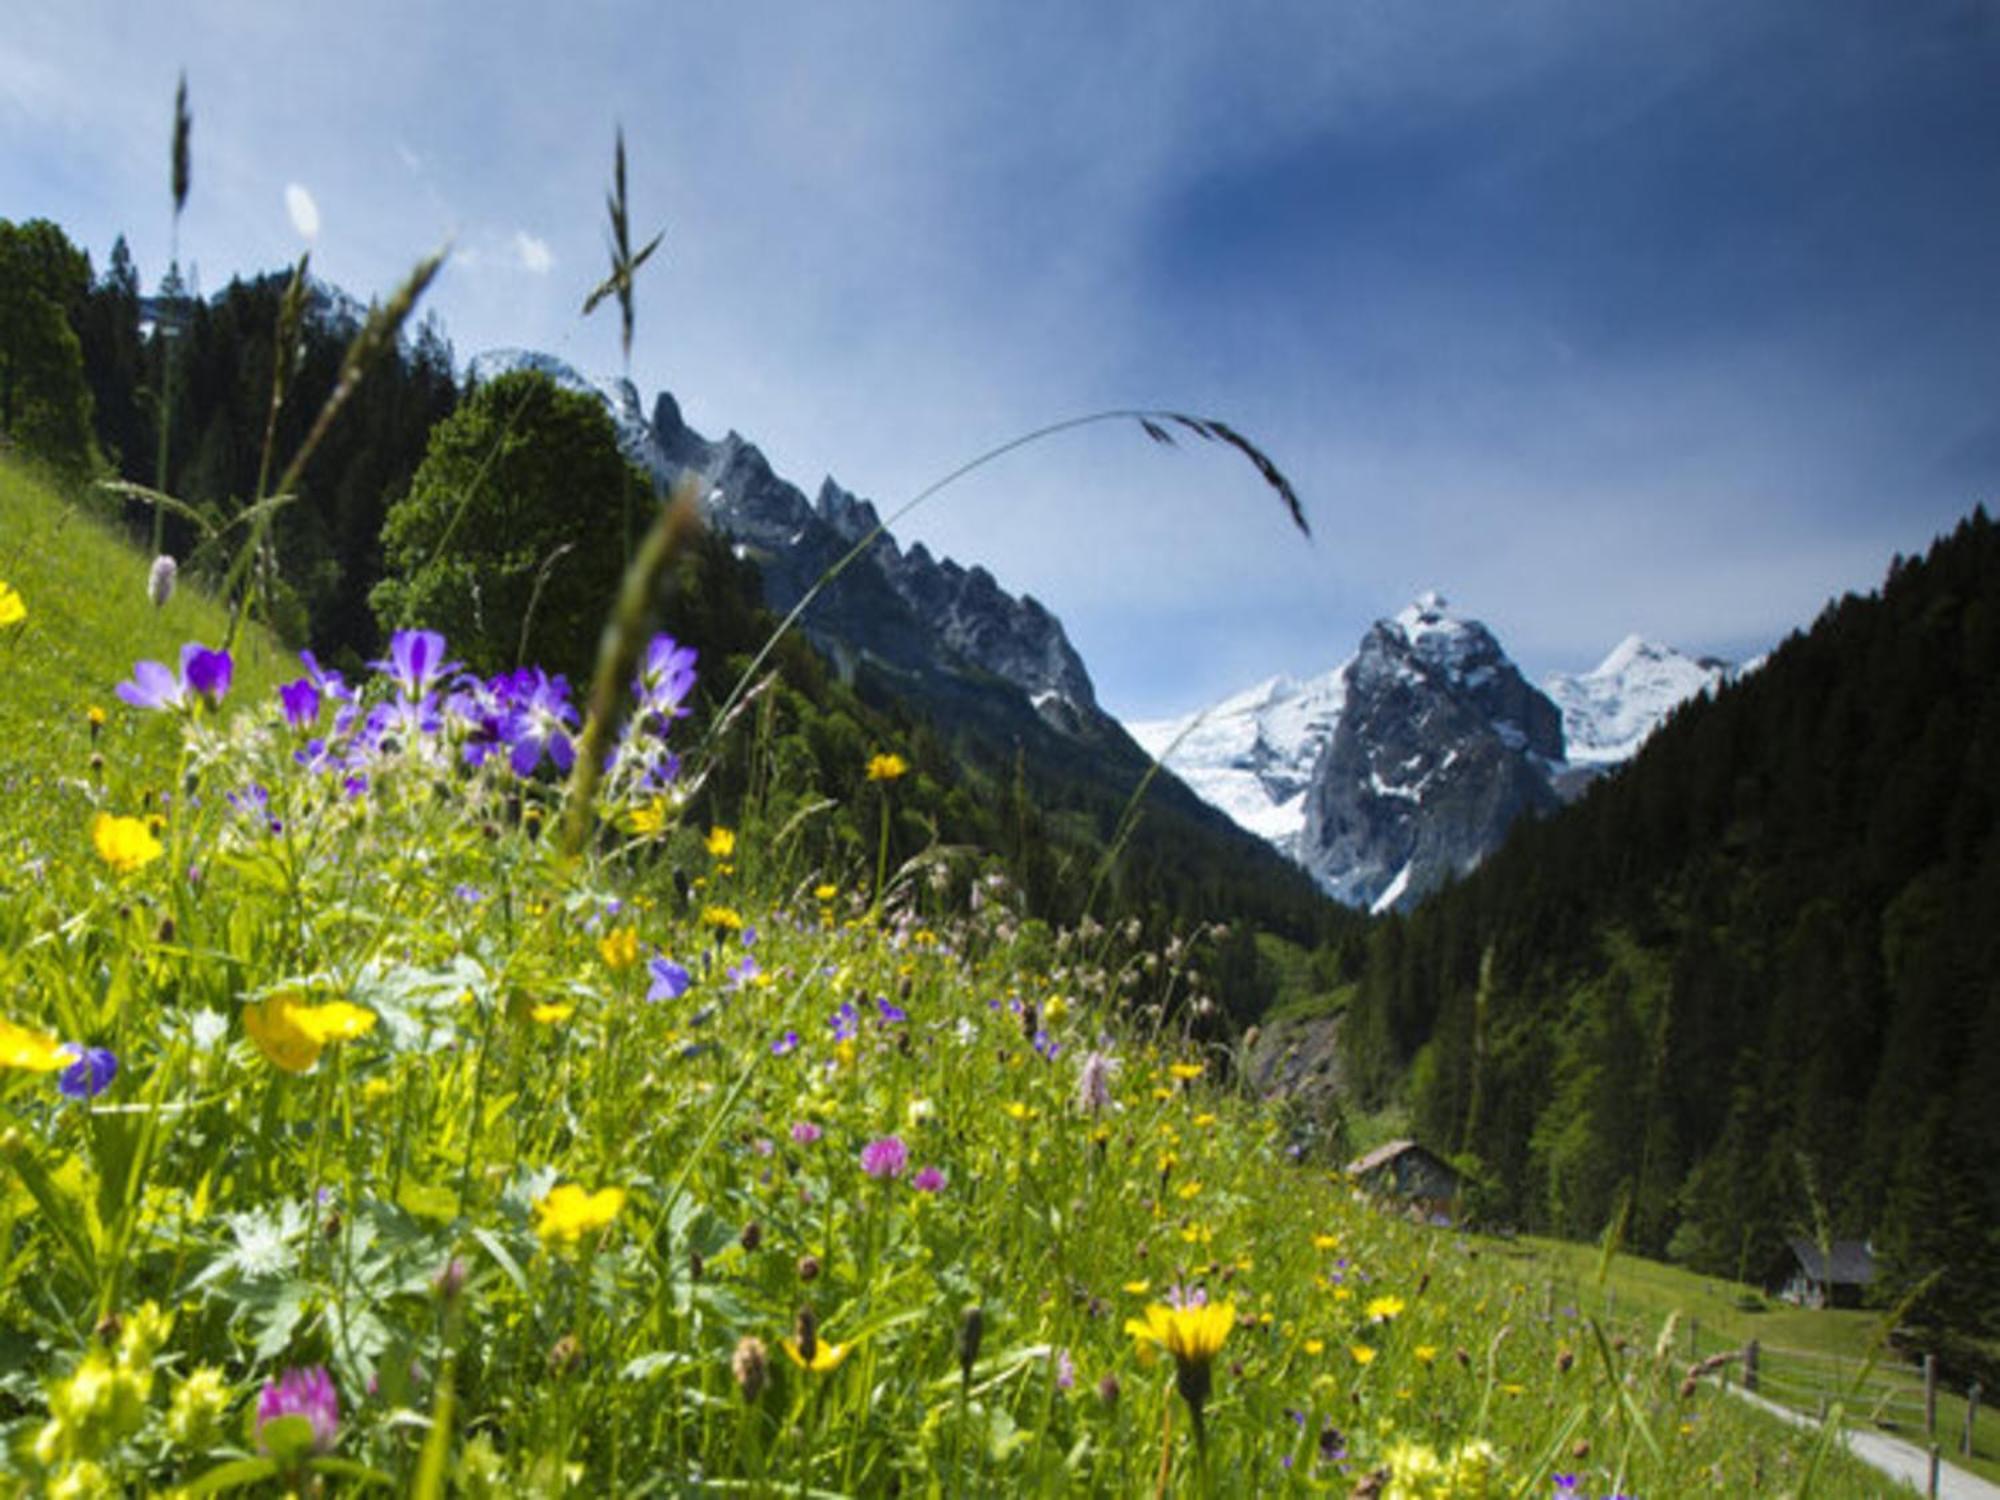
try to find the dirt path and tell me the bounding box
[1733,1387,2000,1499]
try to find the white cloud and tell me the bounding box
[284,182,319,242]
[512,230,553,275]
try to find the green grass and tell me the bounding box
[0,453,1911,1495]
[1500,1234,2000,1484]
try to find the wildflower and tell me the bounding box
[860,1136,908,1180]
[533,1183,626,1245]
[1349,1344,1377,1366]
[374,628,457,699]
[146,555,177,607]
[828,1001,858,1041]
[0,1017,68,1072]
[1365,1294,1406,1323]
[1053,1347,1076,1390]
[1075,1049,1119,1115]
[1413,1344,1439,1365]
[90,812,163,875]
[731,1337,769,1401]
[1168,1061,1203,1082]
[647,955,691,1000]
[633,633,697,720]
[865,751,908,781]
[255,1365,339,1456]
[116,642,232,712]
[701,905,744,932]
[705,826,735,858]
[813,883,838,902]
[165,1366,231,1450]
[1125,1300,1235,1424]
[241,994,376,1074]
[57,1046,117,1100]
[771,1030,799,1057]
[623,796,673,835]
[1122,1280,1152,1296]
[599,927,640,971]
[781,1333,849,1373]
[528,1002,574,1024]
[875,996,908,1024]
[790,1120,822,1144]
[277,678,321,730]
[724,954,761,989]
[0,580,24,626]
[911,1165,947,1193]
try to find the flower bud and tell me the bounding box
[732,1336,769,1403]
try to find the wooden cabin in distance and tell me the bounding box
[1769,1237,1877,1309]
[1345,1139,1463,1223]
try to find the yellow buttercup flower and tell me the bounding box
[242,994,378,1073]
[91,812,163,875]
[86,705,107,729]
[1349,1344,1377,1366]
[1122,1280,1152,1296]
[1413,1345,1439,1365]
[864,752,907,782]
[813,884,838,902]
[0,1017,68,1072]
[1167,1062,1203,1082]
[534,1184,626,1245]
[598,927,640,971]
[529,1001,575,1025]
[242,994,324,1074]
[0,582,24,627]
[704,826,736,858]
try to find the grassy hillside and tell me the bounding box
[0,455,1904,1495]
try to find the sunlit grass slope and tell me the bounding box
[0,451,1903,1495]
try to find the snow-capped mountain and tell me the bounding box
[1128,667,1348,854]
[1130,593,1733,912]
[1542,635,1732,765]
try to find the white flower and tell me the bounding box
[147,555,177,608]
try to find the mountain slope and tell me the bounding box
[1543,634,1732,765]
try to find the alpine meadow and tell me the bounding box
[4,19,2000,1499]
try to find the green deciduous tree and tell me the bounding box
[0,218,100,479]
[371,367,654,680]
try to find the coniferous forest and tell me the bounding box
[1342,508,2000,1345]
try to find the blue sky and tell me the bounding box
[7,1,1999,718]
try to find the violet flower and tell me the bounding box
[648,956,692,1001]
[57,1045,117,1100]
[374,628,457,699]
[859,1136,908,1180]
[256,1365,340,1455]
[116,641,233,712]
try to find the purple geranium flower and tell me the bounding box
[634,633,698,721]
[648,956,692,1001]
[771,1029,799,1057]
[374,629,457,699]
[257,1365,340,1455]
[57,1045,117,1100]
[875,996,907,1025]
[278,678,321,730]
[829,1001,859,1042]
[116,641,233,712]
[859,1136,908,1180]
[724,955,760,989]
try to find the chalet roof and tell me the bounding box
[1785,1237,1876,1287]
[1345,1139,1450,1177]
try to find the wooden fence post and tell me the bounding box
[1966,1381,1983,1459]
[1744,1339,1760,1394]
[1925,1353,1937,1437]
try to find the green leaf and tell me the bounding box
[175,1457,280,1496]
[258,1413,318,1466]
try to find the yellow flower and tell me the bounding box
[1365,1295,1406,1323]
[1002,1101,1037,1122]
[1313,1232,1341,1251]
[1124,1301,1235,1396]
[1176,1180,1203,1199]
[0,581,24,627]
[1167,1062,1203,1081]
[700,905,743,931]
[1042,995,1067,1023]
[813,883,838,902]
[780,1337,850,1373]
[1303,1338,1325,1356]
[242,994,377,1073]
[1413,1345,1439,1365]
[86,705,106,729]
[242,994,324,1074]
[704,825,736,858]
[1122,1280,1152,1296]
[864,752,908,782]
[623,797,671,835]
[529,1002,575,1025]
[91,813,162,875]
[534,1184,626,1245]
[1191,1112,1217,1129]
[598,927,640,970]
[0,1017,68,1072]
[1349,1344,1377,1366]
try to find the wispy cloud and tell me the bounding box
[511,230,552,275]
